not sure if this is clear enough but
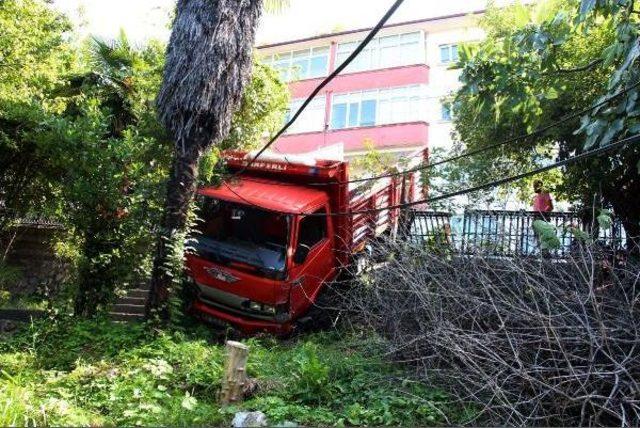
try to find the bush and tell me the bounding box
[341,241,640,426]
[0,319,451,426]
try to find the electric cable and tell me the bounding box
[216,133,640,217]
[301,79,640,186]
[233,0,406,177]
[307,133,640,216]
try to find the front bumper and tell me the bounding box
[191,300,293,335]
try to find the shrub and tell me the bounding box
[0,319,451,426]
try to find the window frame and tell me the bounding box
[263,46,330,82]
[440,103,452,122]
[297,209,328,252]
[439,43,459,64]
[329,85,427,130]
[336,30,425,73]
[285,96,327,134]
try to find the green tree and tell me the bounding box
[449,0,640,237]
[1,0,288,315]
[60,36,169,314]
[0,0,72,220]
[55,40,286,315]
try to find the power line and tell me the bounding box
[223,79,639,188]
[211,1,640,216]
[233,0,406,177]
[308,133,640,217]
[215,133,640,216]
[303,79,640,187]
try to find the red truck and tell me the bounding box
[184,149,422,334]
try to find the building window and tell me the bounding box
[336,31,424,73]
[441,104,452,121]
[263,46,330,82]
[285,96,326,134]
[439,44,459,64]
[330,85,427,130]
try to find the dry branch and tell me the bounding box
[337,240,640,426]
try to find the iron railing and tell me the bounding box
[0,209,62,229]
[407,209,628,257]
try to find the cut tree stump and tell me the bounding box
[220,340,250,404]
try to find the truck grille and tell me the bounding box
[195,281,276,321]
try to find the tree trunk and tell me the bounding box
[149,0,264,318]
[600,152,640,255]
[220,341,251,404]
[75,217,120,316]
[148,148,202,319]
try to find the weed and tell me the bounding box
[0,319,451,426]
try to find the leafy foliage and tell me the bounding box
[0,320,451,426]
[447,0,640,237]
[0,0,73,215]
[532,219,562,249]
[0,0,288,313]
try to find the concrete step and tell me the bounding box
[111,303,145,315]
[127,289,150,299]
[110,312,144,322]
[137,282,151,291]
[118,296,147,306]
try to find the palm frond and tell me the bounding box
[264,0,290,14]
[89,30,135,72]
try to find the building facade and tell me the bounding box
[257,10,486,161]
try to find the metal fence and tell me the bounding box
[407,209,628,257]
[0,209,62,229]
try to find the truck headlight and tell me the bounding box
[246,301,276,315]
[260,303,276,314]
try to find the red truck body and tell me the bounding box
[185,150,420,334]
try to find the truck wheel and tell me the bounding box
[296,285,341,333]
[180,277,199,313]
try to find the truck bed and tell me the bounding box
[349,177,400,252]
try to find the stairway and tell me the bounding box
[109,283,150,322]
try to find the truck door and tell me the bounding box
[288,206,336,317]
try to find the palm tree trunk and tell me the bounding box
[148,147,201,319]
[150,0,264,320]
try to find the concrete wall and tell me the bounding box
[2,223,69,297]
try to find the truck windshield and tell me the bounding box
[191,196,290,278]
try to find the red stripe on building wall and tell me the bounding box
[274,121,429,154]
[288,63,430,99]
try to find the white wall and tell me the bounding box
[424,25,485,152]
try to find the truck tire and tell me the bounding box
[295,284,342,333]
[180,277,199,313]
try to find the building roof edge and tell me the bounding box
[256,9,485,50]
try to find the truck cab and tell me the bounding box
[187,178,341,334]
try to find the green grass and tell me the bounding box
[0,317,451,426]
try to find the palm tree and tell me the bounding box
[149,0,289,318]
[71,32,141,316]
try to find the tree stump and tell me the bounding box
[220,340,250,404]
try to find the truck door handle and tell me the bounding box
[291,276,305,287]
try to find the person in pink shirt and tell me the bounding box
[531,180,554,255]
[532,180,553,213]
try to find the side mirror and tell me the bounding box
[294,244,310,264]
